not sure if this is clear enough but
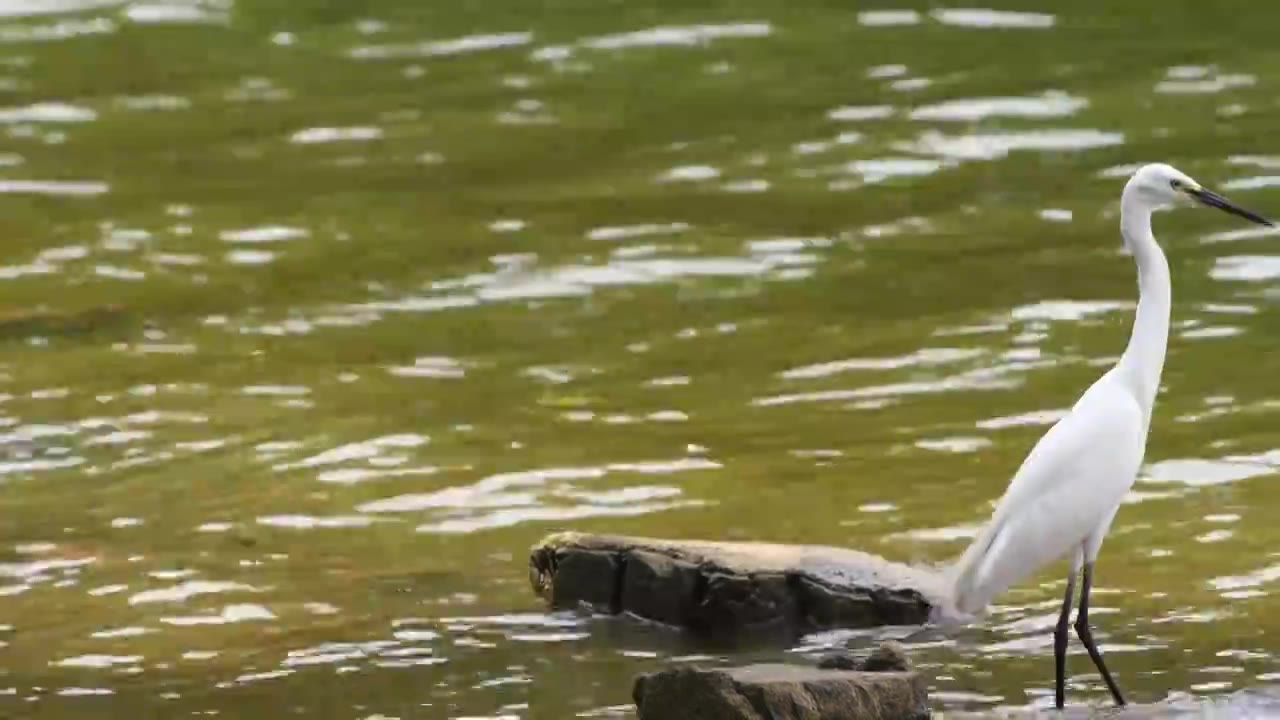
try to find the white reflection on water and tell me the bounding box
[930,9,1055,29]
[160,603,275,626]
[349,31,533,60]
[658,164,720,182]
[858,10,920,26]
[220,225,308,243]
[839,157,944,184]
[358,458,717,533]
[583,22,770,50]
[1011,299,1129,322]
[977,408,1068,430]
[225,249,275,265]
[1211,255,1280,282]
[898,129,1124,161]
[257,514,385,529]
[225,76,290,103]
[388,356,469,379]
[282,640,399,667]
[827,104,895,122]
[115,93,190,111]
[497,97,556,125]
[350,245,821,313]
[1141,458,1274,487]
[1221,175,1280,191]
[52,653,141,668]
[916,436,991,453]
[781,347,985,380]
[417,501,705,533]
[129,580,260,605]
[273,433,430,484]
[0,17,115,42]
[887,77,928,92]
[754,361,1032,407]
[1228,154,1280,170]
[0,179,108,196]
[0,101,95,123]
[125,2,229,25]
[220,669,294,687]
[1180,325,1241,340]
[586,222,689,241]
[1155,65,1255,94]
[909,91,1086,122]
[868,64,907,79]
[1210,564,1280,594]
[1203,225,1280,244]
[289,126,383,144]
[531,22,771,62]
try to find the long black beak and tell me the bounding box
[1187,186,1274,226]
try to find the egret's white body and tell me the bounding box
[950,377,1146,613]
[941,163,1273,708]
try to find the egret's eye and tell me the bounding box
[1170,179,1184,190]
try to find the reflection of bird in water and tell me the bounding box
[944,163,1273,708]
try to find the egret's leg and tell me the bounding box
[1073,563,1126,706]
[1054,569,1077,710]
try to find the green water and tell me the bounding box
[4,0,1280,717]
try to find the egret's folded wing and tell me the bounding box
[950,386,1144,614]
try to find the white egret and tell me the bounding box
[944,163,1274,708]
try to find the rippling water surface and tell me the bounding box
[4,1,1280,717]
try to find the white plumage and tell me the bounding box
[950,376,1143,614]
[941,162,1274,708]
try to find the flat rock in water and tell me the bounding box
[528,532,947,639]
[632,641,929,720]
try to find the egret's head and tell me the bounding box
[1126,162,1272,226]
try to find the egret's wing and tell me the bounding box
[950,382,1144,614]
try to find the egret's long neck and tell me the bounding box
[1117,190,1171,421]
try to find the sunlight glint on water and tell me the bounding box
[2,1,1280,718]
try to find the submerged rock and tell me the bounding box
[529,532,946,639]
[632,641,929,720]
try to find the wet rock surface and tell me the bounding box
[529,532,946,639]
[631,641,930,720]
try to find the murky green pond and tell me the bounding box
[5,0,1280,717]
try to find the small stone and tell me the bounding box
[633,652,929,720]
[861,641,912,673]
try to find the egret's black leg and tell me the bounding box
[1054,570,1077,710]
[1074,563,1126,706]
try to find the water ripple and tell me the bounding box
[858,10,921,27]
[1156,66,1255,94]
[358,458,718,533]
[898,129,1124,161]
[909,91,1086,122]
[782,347,985,379]
[0,102,95,123]
[289,126,383,144]
[532,21,771,62]
[349,32,533,60]
[930,8,1055,29]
